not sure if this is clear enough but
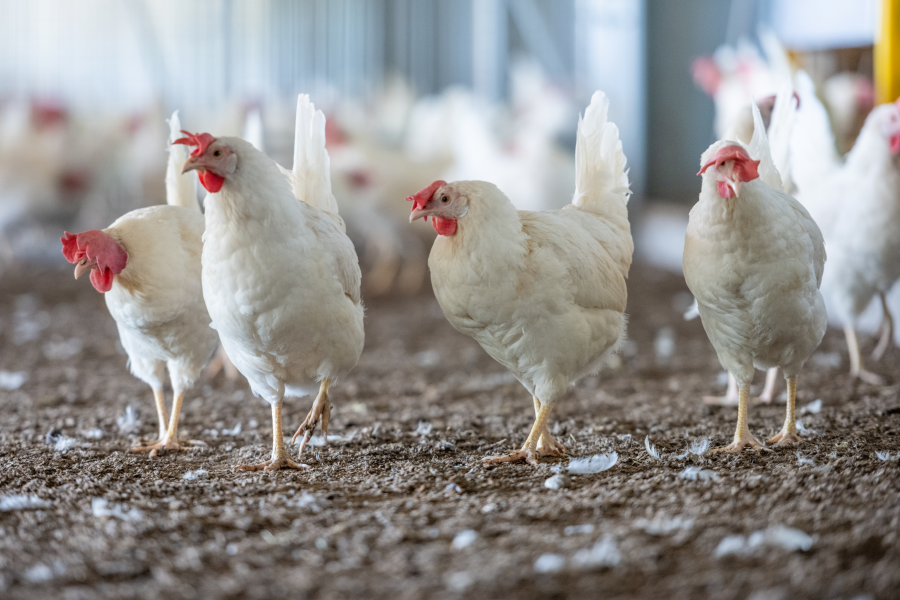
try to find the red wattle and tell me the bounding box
[199,170,225,193]
[90,267,115,293]
[432,217,457,236]
[890,134,900,155]
[717,181,735,199]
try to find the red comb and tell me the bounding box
[698,145,760,182]
[172,131,216,157]
[61,231,84,263]
[406,180,446,211]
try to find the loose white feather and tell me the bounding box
[560,452,618,474]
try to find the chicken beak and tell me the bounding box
[182,156,201,175]
[409,206,428,223]
[727,177,741,198]
[74,260,92,279]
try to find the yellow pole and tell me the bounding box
[875,0,900,104]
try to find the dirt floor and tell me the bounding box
[0,262,898,600]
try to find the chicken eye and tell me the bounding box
[441,195,449,203]
[214,150,221,157]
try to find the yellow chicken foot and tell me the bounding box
[235,397,307,472]
[711,386,767,453]
[484,403,554,465]
[532,396,566,457]
[845,325,885,385]
[768,376,802,445]
[872,292,894,361]
[291,379,332,457]
[703,372,740,406]
[130,393,206,456]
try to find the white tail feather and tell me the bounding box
[748,100,783,191]
[572,91,630,214]
[165,110,199,211]
[280,94,340,217]
[790,70,841,195]
[766,80,799,193]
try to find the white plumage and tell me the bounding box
[62,110,216,455]
[684,101,827,452]
[791,70,900,382]
[191,94,364,471]
[411,91,632,465]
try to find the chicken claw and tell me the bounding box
[483,402,554,465]
[710,386,770,453]
[767,429,802,446]
[710,432,767,453]
[291,379,332,456]
[236,397,308,472]
[536,430,566,458]
[233,455,308,472]
[130,392,204,457]
[483,447,538,466]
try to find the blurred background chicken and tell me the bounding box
[60,111,218,455]
[182,95,364,472]
[684,103,827,451]
[791,71,900,385]
[409,90,632,465]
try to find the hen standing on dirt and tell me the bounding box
[408,91,632,465]
[684,103,827,452]
[178,95,364,472]
[61,111,218,455]
[792,72,900,384]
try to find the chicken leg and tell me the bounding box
[844,325,885,385]
[130,392,205,456]
[767,376,801,445]
[205,345,240,380]
[758,367,780,404]
[872,292,894,361]
[484,403,555,466]
[710,385,767,453]
[703,373,739,406]
[533,396,565,457]
[291,379,332,457]
[235,393,307,472]
[128,389,167,452]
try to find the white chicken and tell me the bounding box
[791,71,900,384]
[178,94,364,472]
[408,91,632,465]
[699,82,800,407]
[684,102,827,452]
[61,110,217,455]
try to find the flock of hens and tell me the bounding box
[8,38,898,472]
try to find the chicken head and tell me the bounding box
[61,230,128,293]
[175,131,237,193]
[407,179,469,236]
[698,144,760,199]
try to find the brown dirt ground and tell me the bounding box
[0,263,898,600]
